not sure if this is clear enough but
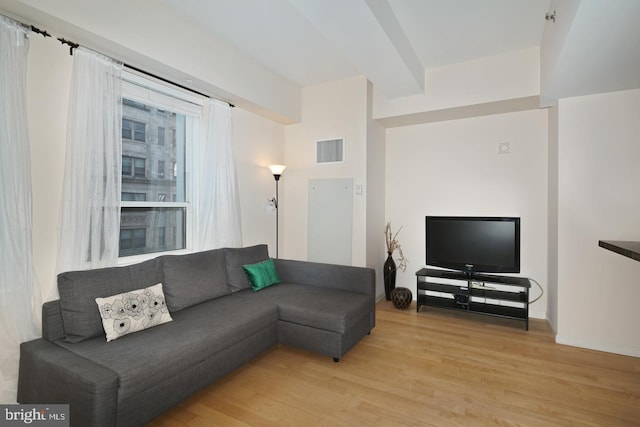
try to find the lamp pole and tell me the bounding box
[274,173,281,258]
[268,165,286,258]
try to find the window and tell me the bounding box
[122,192,146,201]
[134,158,145,177]
[122,118,146,142]
[122,156,146,178]
[119,71,203,259]
[122,156,131,176]
[158,160,165,179]
[158,126,165,146]
[158,227,166,247]
[120,228,146,253]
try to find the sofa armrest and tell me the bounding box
[18,339,119,427]
[274,259,375,297]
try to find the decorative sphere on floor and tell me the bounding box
[390,287,412,310]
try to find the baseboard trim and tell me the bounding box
[555,334,640,358]
[528,310,546,320]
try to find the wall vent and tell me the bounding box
[316,138,344,164]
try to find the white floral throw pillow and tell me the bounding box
[95,283,172,342]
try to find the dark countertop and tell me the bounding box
[599,240,640,262]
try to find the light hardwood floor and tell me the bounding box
[148,300,640,426]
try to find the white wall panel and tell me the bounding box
[308,179,353,265]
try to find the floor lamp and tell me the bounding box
[268,165,286,258]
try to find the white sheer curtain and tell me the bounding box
[0,15,40,404]
[193,99,242,250]
[56,48,123,277]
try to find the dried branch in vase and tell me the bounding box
[384,222,408,271]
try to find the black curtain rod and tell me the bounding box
[30,25,51,38]
[19,16,234,107]
[125,63,234,108]
[126,63,209,98]
[57,37,79,56]
[33,25,235,108]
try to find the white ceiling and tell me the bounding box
[159,0,551,99]
[4,0,634,116]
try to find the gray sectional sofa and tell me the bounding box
[17,244,376,426]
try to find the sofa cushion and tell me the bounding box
[56,295,278,401]
[160,249,230,311]
[95,283,172,342]
[224,244,270,292]
[233,283,371,334]
[243,258,280,292]
[58,258,164,343]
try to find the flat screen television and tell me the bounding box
[425,216,520,274]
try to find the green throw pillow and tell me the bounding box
[242,258,280,292]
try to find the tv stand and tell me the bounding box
[416,268,530,330]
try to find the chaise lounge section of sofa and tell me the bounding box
[17,245,376,426]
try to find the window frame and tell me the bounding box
[122,118,146,143]
[122,155,147,178]
[117,70,204,265]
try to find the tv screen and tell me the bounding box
[425,216,520,274]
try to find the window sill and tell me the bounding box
[116,248,193,266]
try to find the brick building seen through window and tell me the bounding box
[120,97,186,257]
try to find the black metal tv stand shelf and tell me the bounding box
[416,268,530,330]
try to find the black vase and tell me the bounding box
[384,252,397,301]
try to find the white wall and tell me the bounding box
[556,89,640,357]
[374,47,540,120]
[25,35,285,303]
[541,0,640,106]
[232,108,285,255]
[385,109,549,318]
[283,76,369,265]
[540,0,580,107]
[366,81,388,299]
[547,104,559,333]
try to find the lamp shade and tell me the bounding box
[268,164,287,176]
